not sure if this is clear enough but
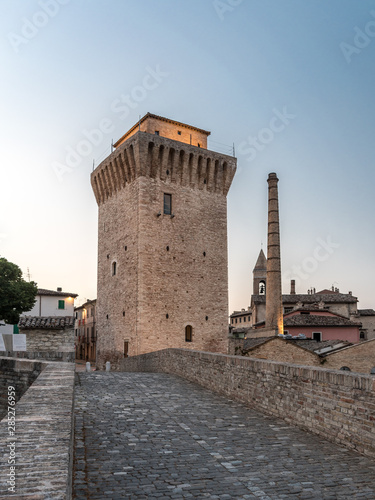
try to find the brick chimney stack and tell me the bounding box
[265,173,283,335]
[290,279,296,295]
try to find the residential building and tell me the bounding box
[74,299,97,362]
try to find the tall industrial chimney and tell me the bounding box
[290,279,296,295]
[265,173,283,335]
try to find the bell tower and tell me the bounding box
[253,249,267,296]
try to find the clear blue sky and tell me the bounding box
[1,0,374,311]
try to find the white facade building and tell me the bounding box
[0,288,78,337]
[24,288,77,317]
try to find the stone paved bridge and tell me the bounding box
[73,372,375,499]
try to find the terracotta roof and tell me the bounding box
[19,316,75,329]
[284,314,361,327]
[358,309,375,316]
[37,288,78,298]
[252,292,357,304]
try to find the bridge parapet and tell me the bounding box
[120,349,375,459]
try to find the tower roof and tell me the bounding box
[114,112,211,148]
[253,249,267,272]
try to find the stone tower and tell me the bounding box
[91,113,236,368]
[265,173,283,334]
[253,249,267,296]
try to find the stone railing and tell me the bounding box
[0,357,75,499]
[119,349,375,459]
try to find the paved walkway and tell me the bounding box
[73,372,375,499]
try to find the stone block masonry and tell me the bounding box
[0,357,75,499]
[120,349,375,459]
[92,115,236,369]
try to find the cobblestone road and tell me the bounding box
[73,372,375,499]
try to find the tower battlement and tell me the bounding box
[91,130,236,205]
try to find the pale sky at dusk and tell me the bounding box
[1,0,374,311]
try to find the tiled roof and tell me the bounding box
[293,339,351,352]
[252,292,357,304]
[242,337,271,350]
[19,316,75,329]
[284,314,361,327]
[358,309,375,316]
[230,310,251,318]
[37,288,78,298]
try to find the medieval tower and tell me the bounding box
[91,113,237,367]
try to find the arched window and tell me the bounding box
[185,325,192,342]
[112,261,117,276]
[340,366,351,371]
[259,280,266,295]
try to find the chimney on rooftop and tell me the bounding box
[57,287,62,292]
[290,279,296,295]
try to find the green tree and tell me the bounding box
[0,257,37,324]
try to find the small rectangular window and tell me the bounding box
[185,325,192,342]
[164,193,172,215]
[177,131,181,135]
[313,332,322,342]
[58,300,65,310]
[155,130,159,135]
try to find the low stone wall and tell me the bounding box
[0,358,44,420]
[0,350,75,362]
[0,357,75,499]
[22,327,74,352]
[119,349,375,459]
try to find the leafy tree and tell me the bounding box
[0,257,37,324]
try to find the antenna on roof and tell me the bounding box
[92,159,95,171]
[138,115,141,131]
[111,139,114,153]
[233,142,235,156]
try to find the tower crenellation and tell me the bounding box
[91,132,235,205]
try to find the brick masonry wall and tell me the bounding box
[94,131,236,369]
[324,339,375,374]
[119,349,375,459]
[0,357,75,498]
[244,337,320,366]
